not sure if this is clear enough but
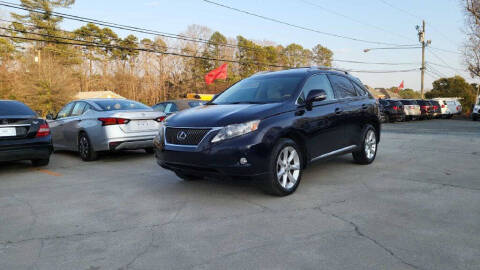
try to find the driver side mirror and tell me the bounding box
[305,89,327,109]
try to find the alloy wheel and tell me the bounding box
[276,146,300,190]
[364,130,377,160]
[79,136,89,159]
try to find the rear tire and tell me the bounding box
[352,125,378,165]
[261,138,303,196]
[174,171,200,181]
[473,115,478,121]
[78,133,98,161]
[31,158,49,167]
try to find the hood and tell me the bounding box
[165,103,286,127]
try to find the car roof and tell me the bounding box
[251,67,354,79]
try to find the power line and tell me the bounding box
[1,32,422,74]
[0,1,254,52]
[1,17,422,68]
[298,0,415,43]
[378,0,462,54]
[427,48,463,73]
[333,59,419,65]
[202,0,413,46]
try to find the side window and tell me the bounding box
[352,82,367,96]
[328,75,358,98]
[71,102,87,116]
[164,103,178,113]
[83,103,94,114]
[153,103,167,112]
[56,102,75,119]
[297,74,335,104]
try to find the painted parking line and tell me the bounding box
[33,169,62,177]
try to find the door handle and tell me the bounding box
[335,108,343,115]
[362,104,368,110]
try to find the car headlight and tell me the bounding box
[211,120,260,143]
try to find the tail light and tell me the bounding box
[441,104,445,108]
[155,116,166,122]
[98,118,130,126]
[421,105,427,110]
[393,106,398,110]
[36,123,50,137]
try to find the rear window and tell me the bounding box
[0,101,36,116]
[401,100,416,105]
[188,101,205,107]
[94,100,151,111]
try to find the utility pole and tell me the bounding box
[417,20,431,99]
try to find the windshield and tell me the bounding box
[212,75,304,104]
[94,100,151,111]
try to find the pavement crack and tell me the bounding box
[0,227,136,247]
[122,228,155,270]
[12,195,38,238]
[316,206,423,270]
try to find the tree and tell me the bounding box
[283,43,312,67]
[425,76,476,113]
[312,44,333,67]
[398,88,422,99]
[463,1,480,78]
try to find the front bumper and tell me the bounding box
[154,128,270,178]
[0,137,53,162]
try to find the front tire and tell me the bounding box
[78,133,98,161]
[261,138,303,196]
[352,125,378,165]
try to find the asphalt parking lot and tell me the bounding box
[1,119,479,270]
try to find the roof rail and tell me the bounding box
[309,66,349,74]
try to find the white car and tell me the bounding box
[473,96,480,121]
[433,98,462,118]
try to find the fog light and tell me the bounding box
[240,157,248,165]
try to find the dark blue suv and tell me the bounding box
[154,67,381,196]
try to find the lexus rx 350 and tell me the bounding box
[154,67,381,196]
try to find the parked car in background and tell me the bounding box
[446,99,462,117]
[155,67,381,196]
[429,100,442,118]
[378,99,405,122]
[48,99,165,161]
[416,100,434,120]
[0,100,53,166]
[472,98,480,121]
[399,99,421,120]
[153,99,205,115]
[434,99,451,118]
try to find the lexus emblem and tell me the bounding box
[176,131,187,141]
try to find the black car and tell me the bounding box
[429,100,442,118]
[0,101,53,166]
[416,100,434,120]
[378,99,405,122]
[154,67,381,196]
[152,99,205,116]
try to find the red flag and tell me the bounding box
[205,63,228,85]
[398,80,404,90]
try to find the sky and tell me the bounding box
[0,0,472,90]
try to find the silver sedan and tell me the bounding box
[48,99,165,161]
